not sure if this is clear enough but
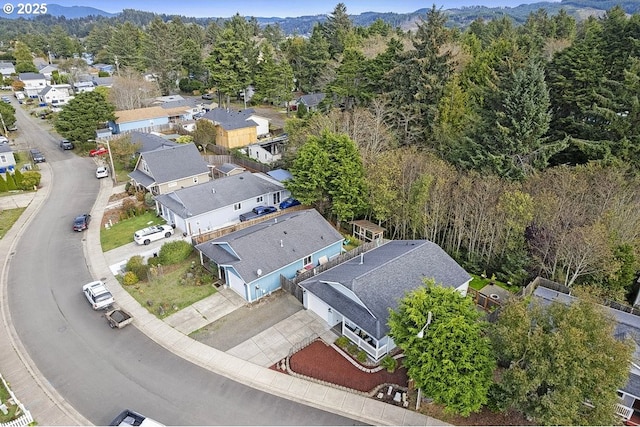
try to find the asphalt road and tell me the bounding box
[5,99,360,426]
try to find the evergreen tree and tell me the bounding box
[54,91,116,142]
[108,22,144,72]
[322,3,353,58]
[388,281,495,417]
[143,17,183,95]
[12,168,23,188]
[205,27,252,106]
[5,172,16,190]
[326,48,371,111]
[14,41,37,73]
[0,174,7,193]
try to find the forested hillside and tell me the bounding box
[3,2,640,306]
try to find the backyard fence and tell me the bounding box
[0,373,33,427]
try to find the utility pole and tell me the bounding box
[0,112,8,136]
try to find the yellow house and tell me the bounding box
[202,107,270,149]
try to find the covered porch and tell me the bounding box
[341,318,391,361]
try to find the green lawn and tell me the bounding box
[122,253,217,319]
[100,211,166,251]
[0,377,19,423]
[0,207,26,239]
[469,273,519,292]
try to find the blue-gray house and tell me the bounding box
[195,209,343,303]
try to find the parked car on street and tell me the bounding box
[133,224,174,245]
[279,197,301,210]
[59,139,74,150]
[29,148,45,163]
[201,93,214,100]
[82,280,115,310]
[110,409,164,426]
[0,136,8,144]
[89,147,108,157]
[95,166,109,179]
[73,213,91,231]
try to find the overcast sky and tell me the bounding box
[50,0,561,18]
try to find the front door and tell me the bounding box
[273,192,281,205]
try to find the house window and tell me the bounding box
[234,202,241,211]
[0,155,5,163]
[303,255,312,266]
[256,196,263,203]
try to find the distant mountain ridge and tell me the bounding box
[3,1,640,32]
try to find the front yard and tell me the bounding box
[100,211,166,251]
[121,252,217,319]
[0,207,25,240]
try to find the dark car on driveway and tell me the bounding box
[279,197,301,210]
[73,213,91,231]
[59,139,74,150]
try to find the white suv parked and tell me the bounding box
[82,280,115,310]
[133,224,174,245]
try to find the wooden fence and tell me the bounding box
[191,204,307,245]
[281,239,386,303]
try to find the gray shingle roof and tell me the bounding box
[160,99,199,109]
[155,171,284,217]
[202,107,258,131]
[300,240,472,340]
[128,170,155,188]
[216,163,244,174]
[0,144,13,153]
[136,143,208,184]
[195,209,343,284]
[128,131,179,153]
[19,72,45,80]
[297,93,325,108]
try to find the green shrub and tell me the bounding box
[13,168,23,186]
[122,271,139,286]
[126,255,149,281]
[148,256,161,266]
[0,174,7,192]
[158,240,193,265]
[5,172,16,190]
[347,342,358,354]
[335,336,350,348]
[144,192,155,207]
[22,170,41,188]
[356,350,368,363]
[380,355,398,372]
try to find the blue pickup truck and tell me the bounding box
[239,205,277,222]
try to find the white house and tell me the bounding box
[247,135,287,165]
[19,73,48,98]
[39,84,73,106]
[0,145,16,173]
[154,171,289,237]
[73,81,95,93]
[0,62,15,78]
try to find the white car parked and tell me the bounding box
[96,166,109,179]
[82,280,115,310]
[133,224,174,245]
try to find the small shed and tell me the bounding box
[350,220,385,243]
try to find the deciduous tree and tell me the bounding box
[490,297,633,425]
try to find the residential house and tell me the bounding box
[154,171,288,236]
[128,131,179,154]
[296,92,325,112]
[128,143,210,196]
[92,64,115,75]
[159,99,201,121]
[212,163,245,178]
[19,73,47,98]
[299,240,472,361]
[195,209,343,302]
[0,145,16,173]
[110,106,174,134]
[92,76,113,88]
[73,81,95,93]
[531,283,640,425]
[37,64,59,81]
[39,84,73,106]
[247,134,287,165]
[0,62,15,78]
[201,107,270,149]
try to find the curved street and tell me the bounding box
[1,101,365,425]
